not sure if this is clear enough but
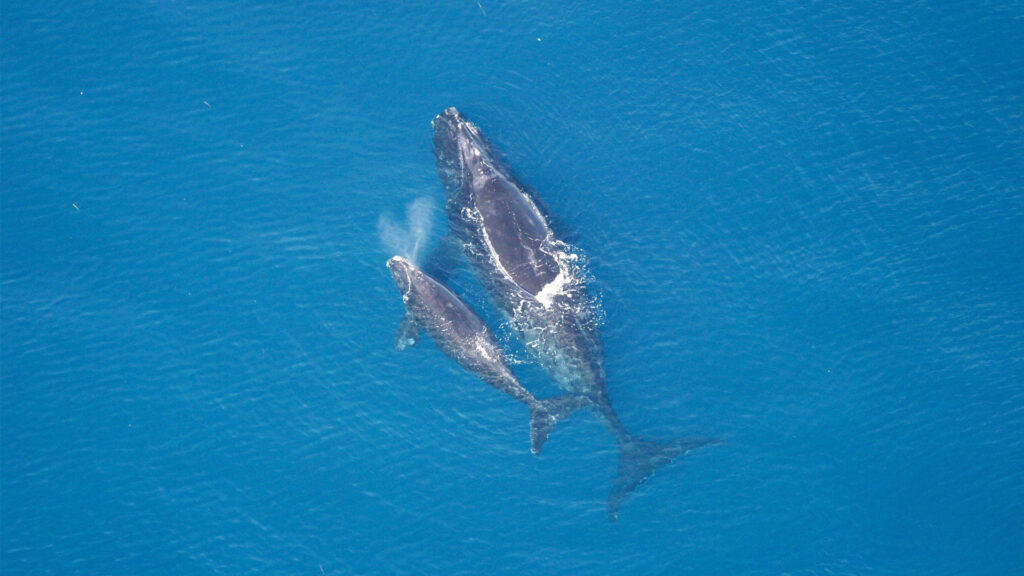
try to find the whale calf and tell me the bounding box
[386,255,583,454]
[432,108,719,519]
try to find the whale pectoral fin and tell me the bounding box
[395,311,420,351]
[608,437,722,521]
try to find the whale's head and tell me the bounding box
[432,107,492,189]
[386,255,416,297]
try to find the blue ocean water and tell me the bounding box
[3,1,1023,574]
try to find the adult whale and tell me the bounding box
[386,255,583,454]
[432,108,719,519]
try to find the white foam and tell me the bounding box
[535,268,570,308]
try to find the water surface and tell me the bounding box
[3,2,1023,574]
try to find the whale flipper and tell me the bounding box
[529,395,589,454]
[394,311,420,351]
[608,437,721,521]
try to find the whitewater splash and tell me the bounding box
[378,196,437,266]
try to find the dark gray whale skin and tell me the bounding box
[432,108,605,398]
[386,255,582,454]
[432,108,718,519]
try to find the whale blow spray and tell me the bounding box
[378,196,437,266]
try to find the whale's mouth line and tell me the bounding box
[402,268,413,301]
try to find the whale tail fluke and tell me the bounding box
[529,395,588,455]
[608,436,722,521]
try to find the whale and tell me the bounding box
[432,107,719,519]
[386,255,584,454]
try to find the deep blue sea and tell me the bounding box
[3,2,1023,574]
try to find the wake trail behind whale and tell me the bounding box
[378,196,437,266]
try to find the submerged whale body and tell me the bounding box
[432,107,719,519]
[386,255,583,454]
